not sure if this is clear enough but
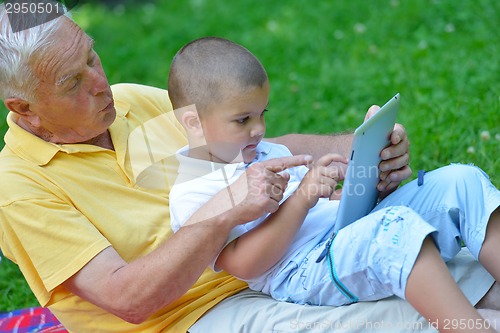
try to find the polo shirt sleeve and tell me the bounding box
[0,192,110,306]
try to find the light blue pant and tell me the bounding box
[374,164,500,261]
[270,164,500,306]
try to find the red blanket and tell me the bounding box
[0,307,68,333]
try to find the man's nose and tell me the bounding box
[89,69,109,96]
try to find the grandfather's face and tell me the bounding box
[28,18,116,144]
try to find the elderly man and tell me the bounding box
[1,5,499,333]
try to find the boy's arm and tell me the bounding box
[215,154,347,280]
[215,192,310,280]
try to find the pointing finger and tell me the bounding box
[261,155,314,173]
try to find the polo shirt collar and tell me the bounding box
[3,100,131,166]
[4,113,61,166]
[109,98,130,167]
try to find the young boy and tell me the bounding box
[168,37,500,332]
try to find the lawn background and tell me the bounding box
[1,0,499,311]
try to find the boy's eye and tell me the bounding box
[236,116,249,124]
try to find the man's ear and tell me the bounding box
[4,98,41,127]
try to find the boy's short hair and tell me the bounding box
[168,37,268,115]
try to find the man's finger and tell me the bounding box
[391,123,406,144]
[364,105,380,121]
[377,166,412,191]
[381,137,409,161]
[261,155,313,173]
[389,165,412,183]
[264,200,280,215]
[380,152,410,172]
[330,187,342,200]
[378,179,399,193]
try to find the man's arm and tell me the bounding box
[266,133,353,161]
[268,120,411,198]
[62,155,311,324]
[64,220,232,324]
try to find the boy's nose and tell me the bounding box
[251,122,265,137]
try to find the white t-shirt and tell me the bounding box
[169,141,339,293]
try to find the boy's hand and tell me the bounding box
[228,154,314,222]
[295,153,348,210]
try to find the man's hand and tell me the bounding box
[183,155,313,228]
[365,105,412,197]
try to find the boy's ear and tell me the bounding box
[4,98,41,128]
[181,110,204,137]
[174,104,205,138]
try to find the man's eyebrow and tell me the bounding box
[56,38,95,87]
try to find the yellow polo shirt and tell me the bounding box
[0,83,246,332]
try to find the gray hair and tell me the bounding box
[0,3,73,102]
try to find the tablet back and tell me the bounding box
[333,93,400,232]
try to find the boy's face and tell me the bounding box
[199,81,270,164]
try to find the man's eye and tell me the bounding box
[68,77,80,90]
[88,52,98,67]
[88,56,96,67]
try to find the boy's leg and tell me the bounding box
[478,208,500,280]
[301,203,495,332]
[478,283,500,311]
[375,164,500,261]
[406,237,493,332]
[269,206,436,306]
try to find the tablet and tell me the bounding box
[333,93,400,232]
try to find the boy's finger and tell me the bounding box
[316,153,348,167]
[262,155,313,173]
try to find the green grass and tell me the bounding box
[0,258,38,311]
[1,0,499,311]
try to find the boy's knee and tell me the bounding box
[376,206,433,235]
[433,164,487,187]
